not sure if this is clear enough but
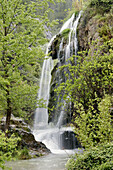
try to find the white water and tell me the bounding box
[34,36,56,129]
[33,13,81,154]
[34,126,77,154]
[64,12,82,62]
[60,13,75,33]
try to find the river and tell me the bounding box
[5,148,83,170]
[6,153,70,170]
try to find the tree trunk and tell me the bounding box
[5,90,11,131]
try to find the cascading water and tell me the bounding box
[34,36,56,129]
[33,12,81,154]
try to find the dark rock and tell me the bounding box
[60,131,81,149]
[49,34,61,60]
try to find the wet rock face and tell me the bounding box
[78,13,100,53]
[48,29,73,125]
[49,34,61,60]
[47,16,79,125]
[48,60,72,126]
[60,131,81,150]
[48,62,66,124]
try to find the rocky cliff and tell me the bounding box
[78,7,113,54]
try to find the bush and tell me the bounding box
[18,147,31,160]
[66,142,113,170]
[99,161,113,170]
[74,95,113,148]
[0,131,20,169]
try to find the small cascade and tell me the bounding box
[64,12,82,63]
[60,13,75,33]
[33,12,81,154]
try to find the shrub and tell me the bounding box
[0,131,20,169]
[73,95,113,148]
[18,147,31,160]
[66,142,113,170]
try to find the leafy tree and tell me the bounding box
[0,0,64,130]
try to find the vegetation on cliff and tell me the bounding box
[63,0,113,169]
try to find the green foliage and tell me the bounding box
[0,130,20,169]
[66,142,113,170]
[61,28,70,42]
[88,0,113,14]
[0,0,65,128]
[58,46,113,110]
[0,76,9,112]
[61,28,71,36]
[17,147,31,160]
[10,81,38,119]
[99,161,113,170]
[74,95,113,148]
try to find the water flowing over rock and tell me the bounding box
[33,12,82,154]
[34,36,56,129]
[48,12,82,126]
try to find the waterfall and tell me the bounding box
[34,36,56,129]
[33,12,81,154]
[53,11,82,127]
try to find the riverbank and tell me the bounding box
[0,115,50,159]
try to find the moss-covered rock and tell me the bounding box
[0,115,50,158]
[61,28,71,42]
[49,34,61,59]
